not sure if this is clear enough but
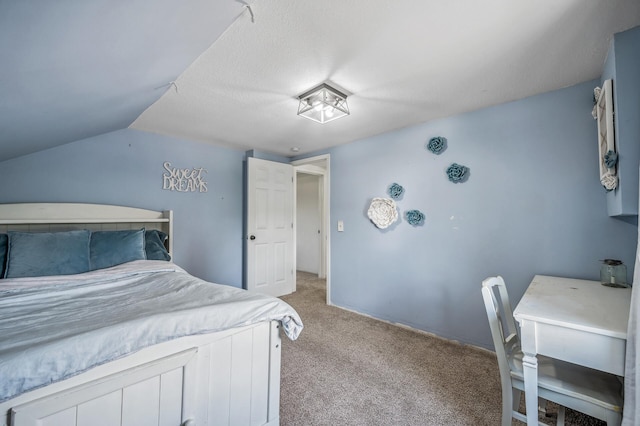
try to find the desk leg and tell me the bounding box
[519,319,538,426]
[522,352,539,425]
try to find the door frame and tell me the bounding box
[291,154,331,305]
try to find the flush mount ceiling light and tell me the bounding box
[297,83,349,124]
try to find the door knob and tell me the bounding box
[249,235,256,240]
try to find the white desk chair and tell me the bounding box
[481,276,623,426]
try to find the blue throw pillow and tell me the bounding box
[145,230,171,261]
[5,230,91,278]
[90,229,146,271]
[0,234,7,278]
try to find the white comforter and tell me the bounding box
[0,260,303,402]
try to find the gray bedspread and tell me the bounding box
[0,260,303,402]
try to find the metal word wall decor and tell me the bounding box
[162,162,208,193]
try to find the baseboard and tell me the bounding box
[330,303,493,355]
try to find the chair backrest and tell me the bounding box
[481,276,520,388]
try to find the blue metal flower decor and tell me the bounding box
[446,163,468,183]
[388,182,404,199]
[405,209,425,226]
[604,150,618,169]
[426,136,447,154]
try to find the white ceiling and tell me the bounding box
[1,1,639,162]
[131,0,640,157]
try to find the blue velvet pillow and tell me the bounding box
[5,230,91,278]
[0,234,7,278]
[90,229,146,271]
[145,230,171,261]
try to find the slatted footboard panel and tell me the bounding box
[11,349,195,426]
[186,321,281,426]
[7,322,282,426]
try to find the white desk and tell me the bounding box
[513,275,631,426]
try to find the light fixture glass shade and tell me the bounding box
[297,83,349,124]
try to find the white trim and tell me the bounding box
[292,172,297,293]
[332,303,492,355]
[0,203,169,221]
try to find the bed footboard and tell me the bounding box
[2,321,282,426]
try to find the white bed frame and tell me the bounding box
[0,203,282,426]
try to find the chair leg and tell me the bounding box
[557,405,565,426]
[604,410,622,426]
[538,397,547,415]
[512,389,522,412]
[501,387,515,426]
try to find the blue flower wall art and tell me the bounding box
[388,182,404,199]
[446,163,469,183]
[405,210,425,226]
[426,136,447,154]
[604,150,618,169]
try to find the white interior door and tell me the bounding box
[246,157,294,297]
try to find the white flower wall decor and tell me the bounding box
[367,198,399,229]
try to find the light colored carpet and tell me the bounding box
[279,271,607,426]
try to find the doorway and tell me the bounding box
[292,154,330,305]
[296,173,322,275]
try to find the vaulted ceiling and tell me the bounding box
[1,1,639,162]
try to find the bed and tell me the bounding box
[0,203,303,426]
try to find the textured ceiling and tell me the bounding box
[1,1,640,162]
[132,0,640,156]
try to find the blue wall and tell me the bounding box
[321,80,637,349]
[1,80,637,350]
[0,129,246,287]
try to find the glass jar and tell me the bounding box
[600,259,628,287]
